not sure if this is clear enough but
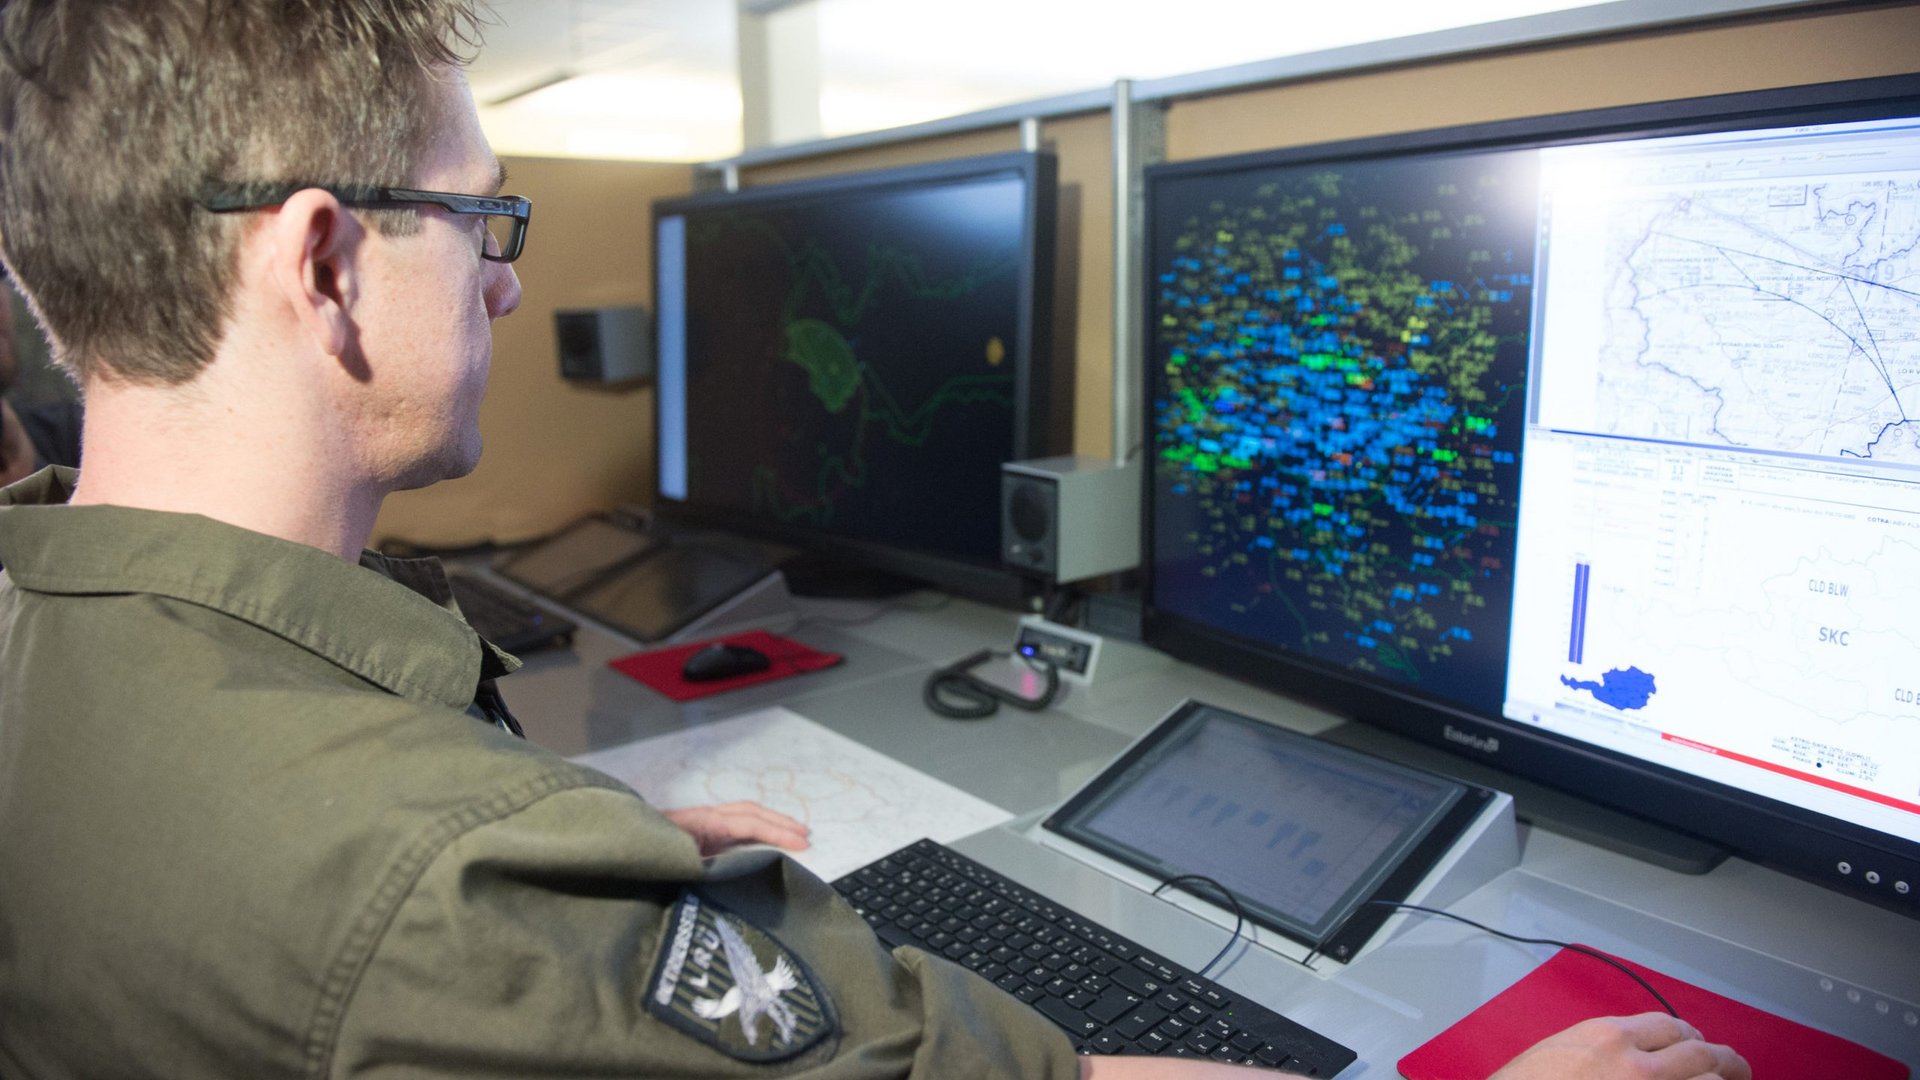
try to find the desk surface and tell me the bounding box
[492,576,1920,1073]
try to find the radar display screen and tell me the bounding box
[657,163,1040,570]
[1147,149,1537,716]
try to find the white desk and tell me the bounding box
[494,581,1920,1072]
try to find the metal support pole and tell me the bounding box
[1110,80,1165,466]
[736,0,821,150]
[1019,116,1041,153]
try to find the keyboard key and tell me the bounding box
[1087,1033,1125,1055]
[1109,964,1165,998]
[1136,1030,1173,1054]
[1134,955,1178,982]
[1035,995,1101,1038]
[1254,1044,1290,1067]
[1113,1006,1168,1041]
[1086,989,1141,1024]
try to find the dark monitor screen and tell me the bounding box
[653,152,1056,600]
[1143,74,1920,915]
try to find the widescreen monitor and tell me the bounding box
[1143,74,1920,915]
[652,152,1057,602]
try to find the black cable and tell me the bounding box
[1305,901,1679,1019]
[1040,584,1083,627]
[1151,874,1246,978]
[923,649,1060,720]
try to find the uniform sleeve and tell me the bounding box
[327,782,1081,1079]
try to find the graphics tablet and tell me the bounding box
[1043,700,1498,962]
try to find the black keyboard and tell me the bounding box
[832,839,1356,1076]
[448,572,577,655]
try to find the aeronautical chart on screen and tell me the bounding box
[1502,119,1920,844]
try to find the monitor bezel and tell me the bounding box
[1042,699,1497,960]
[650,150,1059,605]
[1139,73,1920,917]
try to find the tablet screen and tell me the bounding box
[1045,702,1481,950]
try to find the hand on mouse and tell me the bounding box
[1488,1013,1750,1080]
[664,801,812,857]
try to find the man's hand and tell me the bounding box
[663,801,811,857]
[1490,1013,1751,1080]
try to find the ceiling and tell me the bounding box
[466,0,1612,164]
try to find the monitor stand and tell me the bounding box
[1317,721,1728,875]
[665,569,799,642]
[567,534,795,644]
[775,552,919,600]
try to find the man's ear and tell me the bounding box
[265,189,363,359]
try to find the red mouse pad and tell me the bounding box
[609,630,842,702]
[1399,945,1909,1080]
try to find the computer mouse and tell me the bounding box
[681,642,772,682]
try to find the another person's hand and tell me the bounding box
[0,398,36,487]
[664,801,811,856]
[1490,1013,1750,1080]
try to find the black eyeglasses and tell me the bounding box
[196,183,531,263]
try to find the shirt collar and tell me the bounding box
[0,467,519,708]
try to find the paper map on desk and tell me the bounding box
[572,706,1014,881]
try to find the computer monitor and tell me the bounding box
[1142,74,1920,915]
[652,152,1057,602]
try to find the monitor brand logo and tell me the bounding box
[1444,725,1499,754]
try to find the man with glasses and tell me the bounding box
[0,3,1747,1080]
[0,1,1094,1075]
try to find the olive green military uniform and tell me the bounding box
[0,467,1079,1079]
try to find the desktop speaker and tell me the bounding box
[555,305,652,384]
[1000,456,1141,583]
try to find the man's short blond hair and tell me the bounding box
[0,0,482,384]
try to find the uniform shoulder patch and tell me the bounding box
[645,891,837,1061]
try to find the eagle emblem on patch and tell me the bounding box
[646,892,836,1061]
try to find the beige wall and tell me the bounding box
[1165,4,1920,161]
[378,3,1920,545]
